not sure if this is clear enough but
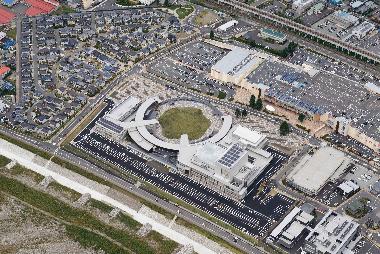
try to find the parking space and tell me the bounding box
[328,133,375,160]
[170,41,227,71]
[315,182,347,207]
[352,238,380,254]
[345,165,379,190]
[288,47,378,84]
[214,20,253,39]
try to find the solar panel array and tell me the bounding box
[217,144,244,168]
[98,117,124,134]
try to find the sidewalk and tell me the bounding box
[0,138,219,254]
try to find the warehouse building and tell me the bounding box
[211,47,267,85]
[268,206,314,248]
[350,21,376,39]
[177,125,272,200]
[303,210,359,254]
[329,11,359,29]
[217,20,238,32]
[286,146,351,196]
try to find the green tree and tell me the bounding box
[298,113,306,122]
[280,121,290,136]
[254,98,263,110]
[242,109,247,117]
[249,95,256,108]
[235,108,241,118]
[217,91,226,99]
[210,30,214,39]
[164,0,169,7]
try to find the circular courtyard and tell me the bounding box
[158,107,211,141]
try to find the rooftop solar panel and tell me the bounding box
[217,144,245,168]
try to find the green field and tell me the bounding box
[158,107,210,140]
[175,5,194,19]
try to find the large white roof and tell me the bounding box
[233,125,264,147]
[288,146,350,194]
[271,207,301,238]
[107,96,140,121]
[212,48,252,75]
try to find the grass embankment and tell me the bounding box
[49,181,82,201]
[89,199,114,213]
[51,155,111,186]
[158,107,211,140]
[0,155,11,167]
[10,164,45,182]
[0,175,178,254]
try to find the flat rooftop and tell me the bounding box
[247,58,380,142]
[287,146,350,194]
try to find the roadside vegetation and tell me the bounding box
[116,0,139,6]
[10,164,45,182]
[0,155,11,167]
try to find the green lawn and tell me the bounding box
[158,107,210,140]
[176,5,194,19]
[6,28,16,39]
[52,4,76,15]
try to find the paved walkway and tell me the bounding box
[0,138,218,254]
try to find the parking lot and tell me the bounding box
[345,164,379,190]
[288,47,379,84]
[214,19,253,39]
[329,133,375,160]
[315,182,347,207]
[352,238,380,254]
[170,41,227,71]
[148,41,235,98]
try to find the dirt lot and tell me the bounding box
[193,10,219,27]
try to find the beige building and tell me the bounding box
[82,0,94,9]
